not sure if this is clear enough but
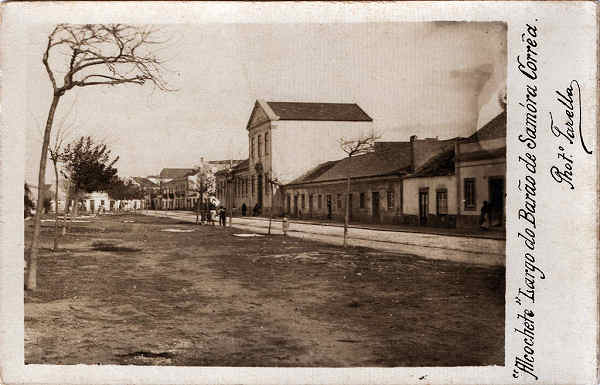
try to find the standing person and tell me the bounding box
[209,203,217,226]
[480,200,490,230]
[219,206,227,226]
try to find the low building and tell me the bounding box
[455,111,506,228]
[401,147,457,227]
[282,138,455,225]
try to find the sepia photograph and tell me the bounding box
[22,21,508,368]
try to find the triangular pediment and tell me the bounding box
[247,103,270,130]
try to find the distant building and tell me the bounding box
[132,177,160,209]
[156,160,242,210]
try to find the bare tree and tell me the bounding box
[27,24,173,290]
[191,162,216,225]
[267,175,282,235]
[47,105,77,251]
[338,131,380,248]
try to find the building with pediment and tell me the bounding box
[242,100,374,216]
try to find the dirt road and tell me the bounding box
[25,213,505,366]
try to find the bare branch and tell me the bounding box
[338,131,382,158]
[43,23,175,93]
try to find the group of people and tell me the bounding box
[200,205,228,226]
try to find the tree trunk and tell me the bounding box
[344,175,350,248]
[27,93,61,291]
[52,159,59,251]
[71,192,79,227]
[61,179,71,236]
[268,182,273,235]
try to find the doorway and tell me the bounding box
[488,177,505,227]
[419,189,429,225]
[372,191,380,223]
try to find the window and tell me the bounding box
[309,194,313,211]
[387,191,394,209]
[251,138,255,160]
[286,194,291,211]
[337,194,342,209]
[301,194,305,209]
[437,189,448,215]
[265,132,269,155]
[318,195,322,209]
[359,192,365,209]
[464,178,476,210]
[258,135,262,157]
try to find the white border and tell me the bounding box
[1,2,597,384]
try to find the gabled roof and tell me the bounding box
[468,111,506,142]
[159,168,196,179]
[287,142,412,185]
[132,177,159,187]
[266,101,372,122]
[214,159,250,176]
[406,149,455,178]
[457,147,506,162]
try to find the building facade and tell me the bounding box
[455,111,506,228]
[243,100,374,217]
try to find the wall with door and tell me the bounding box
[282,177,403,224]
[402,175,457,227]
[456,158,506,228]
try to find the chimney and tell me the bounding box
[410,136,417,172]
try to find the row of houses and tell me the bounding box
[214,100,506,230]
[132,160,243,211]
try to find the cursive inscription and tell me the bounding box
[548,79,590,190]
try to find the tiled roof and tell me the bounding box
[287,142,412,185]
[266,102,373,122]
[159,168,196,179]
[469,111,506,142]
[287,160,341,185]
[406,149,455,178]
[458,147,506,162]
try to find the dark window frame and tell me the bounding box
[464,178,476,210]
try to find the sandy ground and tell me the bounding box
[25,213,505,367]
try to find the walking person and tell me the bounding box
[479,200,490,230]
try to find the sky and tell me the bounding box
[25,21,506,184]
